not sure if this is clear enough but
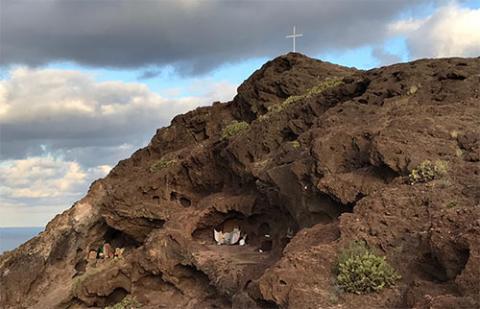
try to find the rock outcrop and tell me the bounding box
[1,53,479,309]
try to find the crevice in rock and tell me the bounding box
[173,264,216,294]
[281,127,299,142]
[75,260,87,273]
[418,252,449,282]
[103,226,142,249]
[179,197,192,207]
[170,191,193,207]
[105,288,128,306]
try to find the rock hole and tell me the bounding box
[446,72,466,80]
[192,210,246,243]
[105,288,128,306]
[174,264,212,287]
[281,127,299,142]
[143,217,166,228]
[170,191,178,201]
[446,247,470,280]
[246,151,255,163]
[179,197,191,207]
[256,299,279,309]
[192,208,293,254]
[419,252,449,282]
[279,280,287,285]
[74,260,87,273]
[152,195,160,204]
[103,226,142,249]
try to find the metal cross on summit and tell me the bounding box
[286,26,303,52]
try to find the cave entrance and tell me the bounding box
[192,206,297,255]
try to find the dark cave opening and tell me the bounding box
[102,226,142,250]
[170,191,192,207]
[105,288,128,306]
[192,207,296,254]
[419,246,470,283]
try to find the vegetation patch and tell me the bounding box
[407,85,418,95]
[449,130,459,139]
[409,160,448,184]
[150,158,176,172]
[336,241,400,294]
[446,201,457,208]
[222,120,250,140]
[267,77,344,114]
[105,295,141,309]
[290,140,301,149]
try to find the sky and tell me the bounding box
[1,0,479,227]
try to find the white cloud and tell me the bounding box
[0,67,209,135]
[389,4,480,58]
[0,67,237,160]
[0,156,103,199]
[0,155,112,226]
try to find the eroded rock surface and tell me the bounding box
[1,53,479,308]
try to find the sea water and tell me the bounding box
[0,227,43,254]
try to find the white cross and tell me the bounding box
[286,26,303,52]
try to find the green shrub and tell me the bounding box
[407,85,418,95]
[446,201,457,208]
[105,295,141,309]
[221,120,249,139]
[268,77,344,113]
[257,114,269,121]
[409,160,448,184]
[150,158,176,172]
[336,241,400,294]
[290,140,300,149]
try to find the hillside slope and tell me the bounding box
[1,53,479,309]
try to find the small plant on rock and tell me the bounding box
[446,201,457,208]
[150,158,176,172]
[105,295,141,309]
[336,241,400,294]
[409,160,448,184]
[221,120,249,140]
[290,140,300,149]
[267,77,344,114]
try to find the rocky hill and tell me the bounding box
[1,53,479,309]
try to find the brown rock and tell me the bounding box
[1,54,479,308]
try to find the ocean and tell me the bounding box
[0,227,44,255]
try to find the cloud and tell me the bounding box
[372,47,402,66]
[0,0,429,74]
[389,4,480,58]
[0,156,96,199]
[0,67,236,161]
[0,155,111,226]
[138,69,163,80]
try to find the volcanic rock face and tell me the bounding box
[1,53,479,309]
